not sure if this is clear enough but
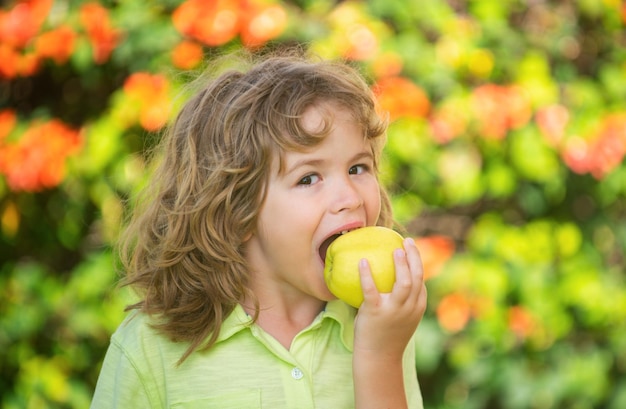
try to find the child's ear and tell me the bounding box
[242,232,253,242]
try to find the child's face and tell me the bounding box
[244,103,381,303]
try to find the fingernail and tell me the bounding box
[405,237,415,246]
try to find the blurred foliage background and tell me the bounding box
[1,0,625,407]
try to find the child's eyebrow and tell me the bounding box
[283,158,324,175]
[283,150,374,175]
[352,150,375,163]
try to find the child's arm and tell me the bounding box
[352,237,427,409]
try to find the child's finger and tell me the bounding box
[391,246,412,302]
[404,237,424,285]
[404,237,428,316]
[359,258,381,306]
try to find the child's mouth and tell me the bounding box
[319,235,340,263]
[318,230,356,263]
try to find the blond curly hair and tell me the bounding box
[118,50,393,363]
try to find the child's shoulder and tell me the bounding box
[110,311,187,359]
[113,310,154,338]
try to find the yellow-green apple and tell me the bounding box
[324,226,405,308]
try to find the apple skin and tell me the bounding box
[324,226,405,308]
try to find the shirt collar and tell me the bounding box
[320,300,356,351]
[215,304,254,343]
[216,301,357,351]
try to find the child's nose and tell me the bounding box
[331,177,363,213]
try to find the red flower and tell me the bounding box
[0,119,82,192]
[79,2,121,64]
[0,0,52,48]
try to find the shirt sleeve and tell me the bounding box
[405,333,424,409]
[90,339,156,409]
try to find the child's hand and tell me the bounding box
[353,237,427,357]
[351,237,426,408]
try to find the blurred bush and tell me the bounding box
[1,0,625,407]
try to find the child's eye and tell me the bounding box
[298,173,320,186]
[349,164,369,175]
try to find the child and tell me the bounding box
[91,50,427,408]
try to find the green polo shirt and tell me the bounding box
[90,300,423,408]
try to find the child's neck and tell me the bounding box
[243,297,326,350]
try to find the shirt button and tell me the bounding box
[291,367,304,380]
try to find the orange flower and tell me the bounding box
[0,109,17,141]
[34,25,76,64]
[562,113,626,179]
[344,24,378,61]
[139,100,171,132]
[123,72,171,131]
[0,0,52,48]
[171,40,204,70]
[0,119,82,192]
[18,51,40,76]
[79,2,121,64]
[0,45,37,78]
[415,235,455,280]
[471,84,532,140]
[0,44,20,79]
[172,0,286,50]
[561,136,591,176]
[372,51,403,78]
[239,1,287,48]
[429,100,469,144]
[508,306,536,340]
[123,72,165,100]
[373,76,430,120]
[535,104,570,147]
[173,0,241,47]
[436,292,472,333]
